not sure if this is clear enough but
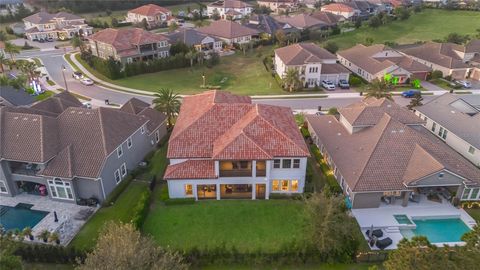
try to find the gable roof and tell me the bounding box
[275,42,336,65]
[416,93,480,149]
[309,11,344,25]
[168,91,309,160]
[321,3,356,13]
[164,28,221,46]
[128,4,171,16]
[197,20,260,39]
[274,13,327,29]
[23,11,83,24]
[400,42,470,69]
[307,110,480,192]
[208,0,253,8]
[89,28,168,53]
[120,97,167,135]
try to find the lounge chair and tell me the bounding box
[365,229,383,238]
[375,237,393,250]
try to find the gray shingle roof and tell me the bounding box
[23,11,83,24]
[275,42,337,66]
[164,28,221,47]
[198,20,260,39]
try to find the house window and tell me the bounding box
[127,137,132,149]
[117,145,123,157]
[272,180,280,191]
[470,188,479,200]
[141,126,145,134]
[120,163,127,177]
[127,57,133,64]
[281,180,289,191]
[155,130,160,143]
[0,180,7,194]
[468,146,475,155]
[282,159,292,168]
[431,122,436,132]
[291,180,298,192]
[114,169,121,183]
[273,159,281,168]
[48,178,74,200]
[185,184,193,196]
[439,172,444,178]
[462,188,471,200]
[438,127,447,140]
[442,129,448,140]
[293,159,300,168]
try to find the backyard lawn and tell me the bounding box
[143,200,308,252]
[69,181,149,250]
[324,9,480,49]
[466,208,480,223]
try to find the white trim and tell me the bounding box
[0,180,8,194]
[117,145,123,158]
[114,169,121,184]
[127,137,133,149]
[120,163,127,177]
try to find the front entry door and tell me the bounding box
[256,184,266,200]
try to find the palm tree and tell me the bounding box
[0,54,6,73]
[282,68,301,92]
[153,88,181,127]
[70,36,86,53]
[18,60,37,82]
[196,51,205,65]
[4,41,20,65]
[185,51,196,67]
[407,92,423,110]
[288,31,301,44]
[365,78,393,100]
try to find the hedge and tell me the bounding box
[131,190,152,229]
[14,243,86,264]
[309,145,342,195]
[164,198,195,206]
[269,193,304,200]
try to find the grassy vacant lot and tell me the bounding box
[325,9,480,49]
[69,181,149,250]
[143,200,308,252]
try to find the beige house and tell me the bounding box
[88,28,170,65]
[23,11,92,41]
[274,42,350,87]
[307,98,480,209]
[164,28,223,54]
[207,0,253,20]
[399,40,480,80]
[257,0,298,13]
[415,93,480,167]
[126,4,173,28]
[337,44,431,83]
[197,20,260,45]
[320,3,360,20]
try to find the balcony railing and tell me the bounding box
[219,170,252,177]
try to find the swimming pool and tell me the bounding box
[394,214,413,225]
[401,218,471,243]
[0,204,49,231]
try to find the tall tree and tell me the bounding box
[365,79,393,100]
[282,68,301,92]
[0,236,23,270]
[4,41,20,64]
[153,88,181,127]
[18,60,37,82]
[71,36,86,53]
[76,222,188,270]
[185,50,196,67]
[0,54,6,73]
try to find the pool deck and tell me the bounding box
[0,194,97,246]
[351,195,477,250]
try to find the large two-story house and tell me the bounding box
[88,28,170,64]
[414,93,480,167]
[306,98,480,209]
[275,42,350,88]
[23,11,93,41]
[164,91,310,200]
[197,20,260,45]
[164,28,223,55]
[0,93,167,203]
[126,4,173,28]
[207,0,253,20]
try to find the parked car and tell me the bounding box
[402,89,421,98]
[38,38,45,43]
[338,79,350,89]
[80,78,94,86]
[82,102,92,109]
[46,37,54,42]
[72,71,84,80]
[455,80,471,88]
[322,80,336,90]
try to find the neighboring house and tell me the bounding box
[399,41,478,80]
[197,20,260,45]
[164,28,223,54]
[88,28,170,65]
[126,4,173,28]
[9,22,26,35]
[0,92,168,203]
[414,93,480,167]
[0,86,36,106]
[0,0,32,16]
[164,90,310,200]
[23,11,93,41]
[337,44,431,83]
[245,14,298,37]
[274,13,328,31]
[343,0,378,19]
[274,42,350,87]
[309,11,345,27]
[257,0,298,13]
[0,41,4,57]
[207,0,253,20]
[320,3,360,20]
[306,98,480,209]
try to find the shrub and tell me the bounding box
[327,107,338,115]
[269,193,304,200]
[164,198,195,206]
[131,190,151,229]
[102,175,134,206]
[13,243,86,264]
[309,145,342,195]
[429,70,443,80]
[349,76,363,87]
[159,185,169,202]
[300,127,310,138]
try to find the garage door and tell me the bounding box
[451,69,467,80]
[471,68,480,81]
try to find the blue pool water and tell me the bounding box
[411,218,471,243]
[0,204,49,231]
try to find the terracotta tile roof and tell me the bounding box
[208,0,253,9]
[274,14,326,29]
[339,98,425,127]
[198,20,260,39]
[168,90,309,159]
[307,111,480,192]
[321,3,355,13]
[400,42,470,69]
[128,4,171,16]
[164,160,217,180]
[275,42,336,65]
[89,28,168,53]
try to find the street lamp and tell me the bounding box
[62,65,68,91]
[202,72,206,88]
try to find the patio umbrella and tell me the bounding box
[54,211,58,222]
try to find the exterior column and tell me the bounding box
[252,160,256,178]
[193,184,198,201]
[402,191,411,207]
[216,183,220,200]
[214,161,219,177]
[265,160,271,200]
[252,184,256,200]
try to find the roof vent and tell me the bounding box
[451,110,455,114]
[392,130,397,133]
[387,104,392,108]
[399,129,404,133]
[337,133,341,136]
[86,112,91,115]
[13,116,18,120]
[70,110,76,114]
[78,111,83,114]
[328,120,332,124]
[32,118,38,122]
[22,117,28,120]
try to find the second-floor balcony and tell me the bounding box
[219,160,266,177]
[9,162,41,176]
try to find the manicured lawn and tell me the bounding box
[200,263,378,270]
[466,208,480,223]
[324,9,480,49]
[23,263,74,270]
[143,200,308,252]
[69,181,149,250]
[35,90,55,101]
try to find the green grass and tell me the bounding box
[200,263,378,270]
[69,181,149,250]
[466,208,480,223]
[324,9,480,49]
[429,78,451,90]
[143,200,307,252]
[65,53,81,72]
[35,90,55,101]
[23,263,74,270]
